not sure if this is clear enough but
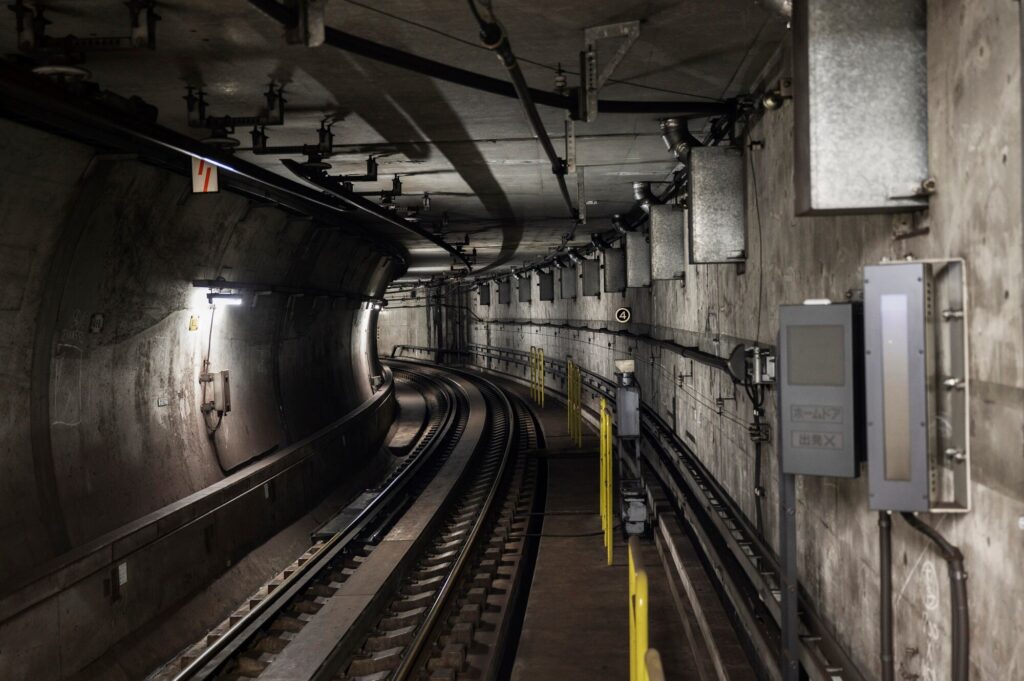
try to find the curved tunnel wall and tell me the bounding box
[0,118,401,586]
[380,3,1024,678]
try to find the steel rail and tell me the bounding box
[385,359,519,681]
[171,369,465,681]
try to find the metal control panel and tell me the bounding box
[864,260,970,512]
[614,359,641,438]
[778,303,863,478]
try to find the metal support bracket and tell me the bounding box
[579,20,641,122]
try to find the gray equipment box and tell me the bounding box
[478,283,490,306]
[604,247,626,293]
[498,279,511,305]
[581,259,601,296]
[625,231,651,288]
[518,274,532,303]
[864,260,970,513]
[615,361,641,439]
[794,0,928,214]
[689,146,746,264]
[538,271,555,301]
[649,204,686,280]
[560,266,577,298]
[778,303,863,478]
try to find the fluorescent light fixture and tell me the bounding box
[207,292,243,305]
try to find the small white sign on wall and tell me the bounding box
[191,157,219,193]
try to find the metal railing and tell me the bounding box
[567,356,583,447]
[529,345,545,406]
[600,397,614,566]
[629,535,657,681]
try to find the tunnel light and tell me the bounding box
[568,250,583,265]
[511,270,522,280]
[207,292,243,306]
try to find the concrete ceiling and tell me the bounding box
[1,0,787,277]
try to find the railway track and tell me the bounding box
[151,362,543,681]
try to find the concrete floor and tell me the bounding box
[509,389,698,680]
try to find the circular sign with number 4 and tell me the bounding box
[615,307,631,323]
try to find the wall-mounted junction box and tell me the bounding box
[864,260,970,512]
[478,283,490,306]
[794,0,928,214]
[561,266,577,299]
[582,259,601,297]
[518,274,532,303]
[604,247,626,293]
[689,146,746,263]
[498,279,511,305]
[649,204,686,280]
[778,302,864,478]
[625,231,651,288]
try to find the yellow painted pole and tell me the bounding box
[629,544,637,681]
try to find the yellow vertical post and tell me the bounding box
[628,538,650,681]
[604,401,613,566]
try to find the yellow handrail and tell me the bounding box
[539,347,545,407]
[628,536,650,681]
[600,398,613,566]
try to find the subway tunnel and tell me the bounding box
[0,2,1021,680]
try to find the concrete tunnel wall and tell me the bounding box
[0,118,402,586]
[379,1,1024,678]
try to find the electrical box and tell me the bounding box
[794,0,928,213]
[560,266,577,299]
[614,360,641,439]
[581,259,601,297]
[538,271,555,301]
[649,204,686,280]
[518,274,532,303]
[478,283,490,306]
[689,146,746,263]
[603,247,626,293]
[625,231,651,288]
[778,303,863,478]
[214,370,231,414]
[498,279,511,305]
[864,260,970,513]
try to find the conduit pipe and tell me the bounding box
[246,0,731,118]
[879,512,894,681]
[900,513,970,681]
[468,0,576,220]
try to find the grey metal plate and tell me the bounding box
[689,146,746,264]
[518,274,532,303]
[650,204,686,280]
[560,266,577,299]
[478,283,490,306]
[625,231,651,288]
[778,303,861,478]
[498,280,511,305]
[538,270,554,301]
[603,247,626,293]
[581,259,601,296]
[864,263,929,511]
[794,0,928,214]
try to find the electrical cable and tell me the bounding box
[336,0,722,100]
[247,0,731,117]
[748,128,766,345]
[899,513,969,681]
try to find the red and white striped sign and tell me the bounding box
[191,157,219,193]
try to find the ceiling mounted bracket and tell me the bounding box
[577,20,640,122]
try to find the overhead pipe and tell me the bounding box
[660,117,703,161]
[468,0,576,221]
[900,513,970,681]
[246,0,732,118]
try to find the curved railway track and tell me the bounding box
[152,362,544,681]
